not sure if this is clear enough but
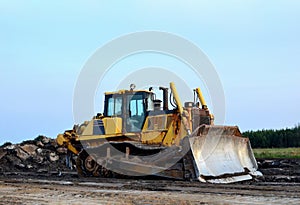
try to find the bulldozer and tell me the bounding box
[57,82,261,183]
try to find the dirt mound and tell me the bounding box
[257,158,300,182]
[0,136,69,173]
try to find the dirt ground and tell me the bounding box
[0,172,300,205]
[1,139,300,204]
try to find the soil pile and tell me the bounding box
[0,136,69,173]
[257,158,300,182]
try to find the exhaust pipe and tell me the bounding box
[159,87,168,111]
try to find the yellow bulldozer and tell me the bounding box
[57,82,261,183]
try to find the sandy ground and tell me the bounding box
[0,174,300,205]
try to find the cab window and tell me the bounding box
[129,98,144,116]
[106,96,122,116]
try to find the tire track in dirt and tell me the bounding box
[1,176,300,205]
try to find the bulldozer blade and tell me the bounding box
[189,125,261,183]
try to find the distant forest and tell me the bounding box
[243,124,300,148]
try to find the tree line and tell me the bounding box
[242,124,300,148]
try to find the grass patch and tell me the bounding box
[253,147,300,159]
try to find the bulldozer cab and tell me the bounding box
[103,90,154,133]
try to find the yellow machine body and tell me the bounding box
[57,82,261,183]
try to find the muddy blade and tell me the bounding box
[189,125,261,183]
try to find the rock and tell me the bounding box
[16,163,26,169]
[56,147,67,154]
[35,156,44,164]
[37,168,48,173]
[36,141,44,147]
[49,152,59,162]
[0,149,7,160]
[27,164,33,169]
[43,143,56,151]
[15,146,30,161]
[271,160,281,167]
[36,148,43,154]
[41,137,50,144]
[259,159,281,168]
[254,175,266,182]
[20,144,38,156]
[4,144,16,150]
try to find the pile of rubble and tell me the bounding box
[0,136,69,174]
[257,159,300,182]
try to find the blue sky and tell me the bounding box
[1,1,299,144]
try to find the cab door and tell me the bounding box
[126,93,146,132]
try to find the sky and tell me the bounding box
[1,0,300,144]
